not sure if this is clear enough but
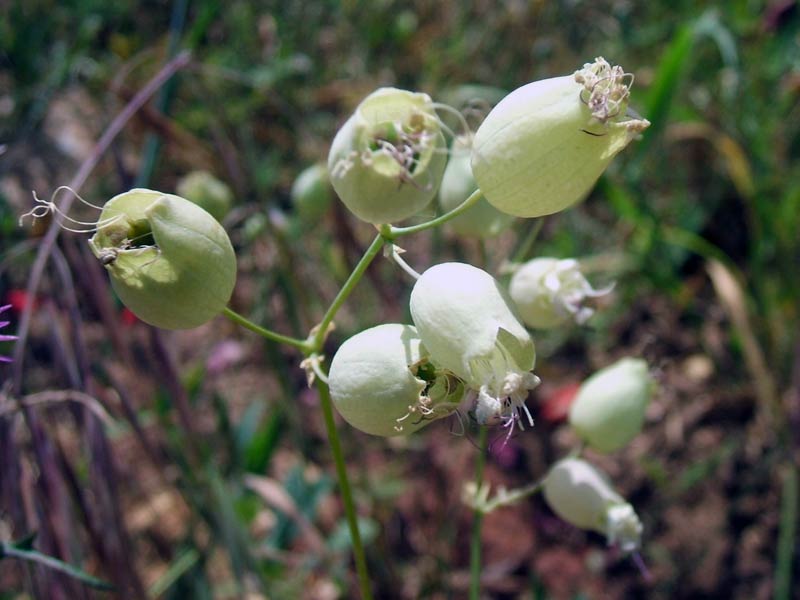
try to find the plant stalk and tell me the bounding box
[309,233,385,351]
[390,189,483,237]
[222,307,310,352]
[317,379,374,599]
[469,426,489,599]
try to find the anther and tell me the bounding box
[19,187,122,233]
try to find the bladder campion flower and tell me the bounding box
[438,135,515,238]
[176,171,233,222]
[543,457,643,552]
[409,262,539,429]
[327,87,448,224]
[568,358,656,453]
[290,163,333,223]
[508,257,612,329]
[0,304,18,363]
[471,57,650,218]
[328,324,462,436]
[88,188,237,330]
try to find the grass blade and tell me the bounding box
[774,463,798,600]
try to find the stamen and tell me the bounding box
[19,187,122,233]
[574,58,635,125]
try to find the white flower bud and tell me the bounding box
[327,88,448,224]
[569,358,656,453]
[328,324,461,437]
[543,457,642,552]
[439,136,515,238]
[290,163,333,223]
[508,257,612,329]
[409,262,539,427]
[471,57,650,218]
[176,171,233,222]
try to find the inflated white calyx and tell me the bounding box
[88,188,236,330]
[327,87,448,224]
[508,257,612,329]
[438,135,515,238]
[568,358,656,453]
[543,457,642,552]
[409,262,540,428]
[328,324,462,437]
[471,57,650,218]
[290,163,333,223]
[176,171,233,222]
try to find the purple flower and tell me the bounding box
[0,304,18,363]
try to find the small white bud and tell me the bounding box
[176,171,233,222]
[508,257,612,329]
[439,135,515,238]
[543,457,642,552]
[568,358,656,453]
[290,163,333,223]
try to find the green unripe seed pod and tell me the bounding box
[471,57,650,218]
[568,358,656,453]
[543,457,642,552]
[328,324,461,437]
[327,87,448,224]
[439,136,515,238]
[409,262,539,426]
[176,171,233,222]
[508,257,611,329]
[290,163,333,223]
[88,188,237,330]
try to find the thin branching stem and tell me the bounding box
[511,218,544,264]
[317,379,374,600]
[389,189,484,237]
[469,426,489,600]
[476,478,546,514]
[223,188,490,598]
[309,233,386,352]
[222,307,310,352]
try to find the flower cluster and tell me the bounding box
[326,57,649,438]
[17,56,654,555]
[322,57,654,552]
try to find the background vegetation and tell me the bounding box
[1,0,798,598]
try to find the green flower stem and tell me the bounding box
[474,478,545,514]
[317,378,374,600]
[222,307,310,353]
[224,190,489,598]
[511,218,544,264]
[308,233,386,351]
[469,426,489,600]
[389,188,484,238]
[306,188,485,351]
